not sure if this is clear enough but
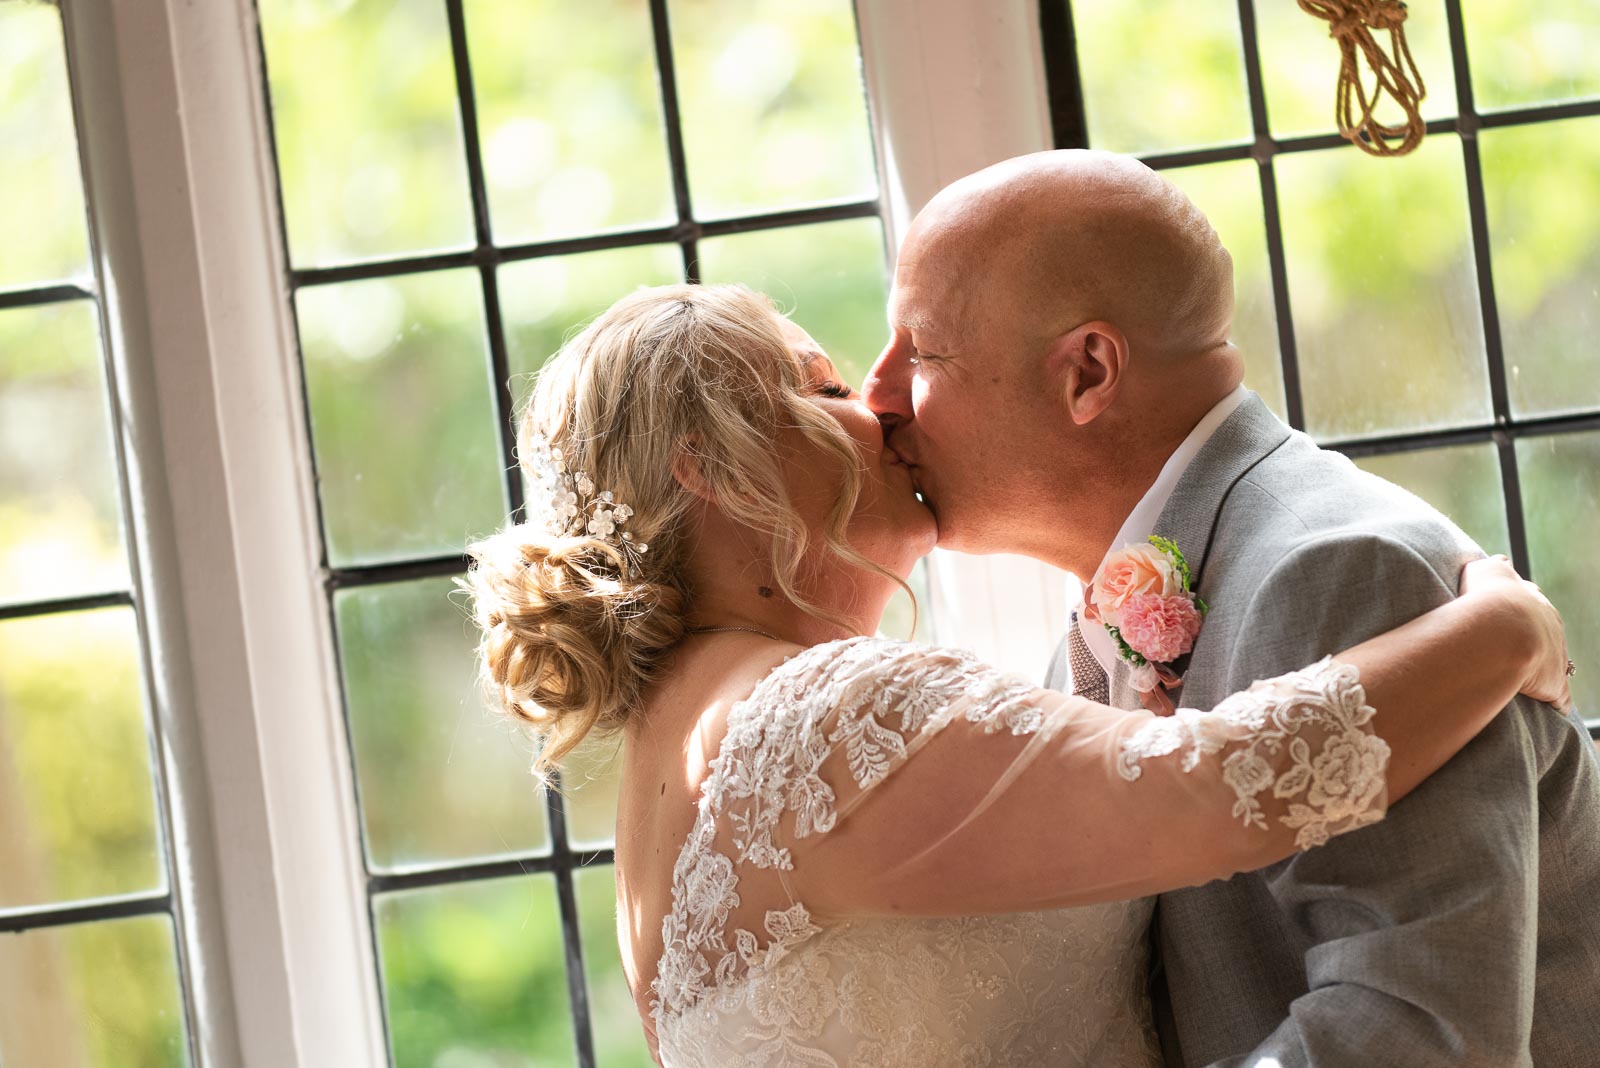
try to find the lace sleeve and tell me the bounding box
[779,642,1393,919]
[650,638,1398,1038]
[1117,657,1387,851]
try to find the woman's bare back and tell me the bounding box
[613,636,799,1033]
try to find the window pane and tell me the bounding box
[0,608,164,909]
[0,914,189,1068]
[297,269,507,567]
[0,301,127,605]
[697,217,889,386]
[1517,432,1600,721]
[1480,115,1600,419]
[670,0,877,218]
[334,577,549,871]
[1253,0,1457,139]
[1276,136,1490,441]
[574,865,653,1067]
[1071,0,1251,156]
[501,244,685,402]
[0,2,89,291]
[1160,160,1287,419]
[260,0,474,267]
[1353,443,1511,557]
[376,875,578,1067]
[466,0,674,244]
[562,735,625,851]
[1462,0,1600,111]
[502,245,686,513]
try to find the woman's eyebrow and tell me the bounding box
[800,350,838,377]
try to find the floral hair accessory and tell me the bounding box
[1084,535,1207,716]
[528,439,648,557]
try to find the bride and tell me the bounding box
[462,283,1572,1066]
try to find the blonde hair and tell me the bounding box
[460,283,907,783]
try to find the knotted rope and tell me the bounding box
[1298,0,1428,157]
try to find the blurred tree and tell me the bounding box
[261,0,475,266]
[377,875,578,1066]
[0,1,90,290]
[297,269,509,567]
[1462,0,1600,109]
[335,577,551,871]
[0,301,127,604]
[465,0,675,244]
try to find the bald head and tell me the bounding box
[865,150,1248,567]
[904,150,1236,363]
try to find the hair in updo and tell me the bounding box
[460,283,890,782]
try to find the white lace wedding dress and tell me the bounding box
[649,637,1388,1066]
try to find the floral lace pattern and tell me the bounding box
[652,640,1037,1023]
[1116,656,1384,849]
[650,639,1381,1066]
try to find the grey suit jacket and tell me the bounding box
[1047,394,1600,1066]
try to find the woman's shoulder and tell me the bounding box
[747,635,985,703]
[719,637,930,764]
[729,634,1042,751]
[690,637,1003,872]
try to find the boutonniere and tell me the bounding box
[1083,535,1207,716]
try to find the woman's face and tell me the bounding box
[778,320,938,581]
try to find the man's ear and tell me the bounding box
[1048,321,1128,426]
[671,435,717,504]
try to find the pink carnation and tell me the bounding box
[1118,593,1203,664]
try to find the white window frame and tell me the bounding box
[860,0,1078,680]
[55,0,1067,1062]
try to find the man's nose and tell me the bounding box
[862,343,913,420]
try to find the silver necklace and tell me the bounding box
[686,624,784,642]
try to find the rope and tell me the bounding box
[1298,0,1428,157]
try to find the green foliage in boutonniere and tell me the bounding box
[1148,534,1208,615]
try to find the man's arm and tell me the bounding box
[1208,532,1538,1067]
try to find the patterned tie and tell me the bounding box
[1067,611,1111,705]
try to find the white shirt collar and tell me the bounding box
[1078,386,1248,677]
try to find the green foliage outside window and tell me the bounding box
[1,0,1595,1064]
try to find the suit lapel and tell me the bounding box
[1152,393,1293,588]
[1109,394,1292,708]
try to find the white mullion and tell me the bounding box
[854,0,1074,675]
[59,5,246,1064]
[62,1,386,1064]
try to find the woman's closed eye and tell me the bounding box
[814,382,854,399]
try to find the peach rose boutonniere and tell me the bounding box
[1084,535,1207,715]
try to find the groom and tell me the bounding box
[863,150,1600,1065]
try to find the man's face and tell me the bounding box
[862,241,1042,554]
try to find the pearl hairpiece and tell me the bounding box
[528,440,648,556]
